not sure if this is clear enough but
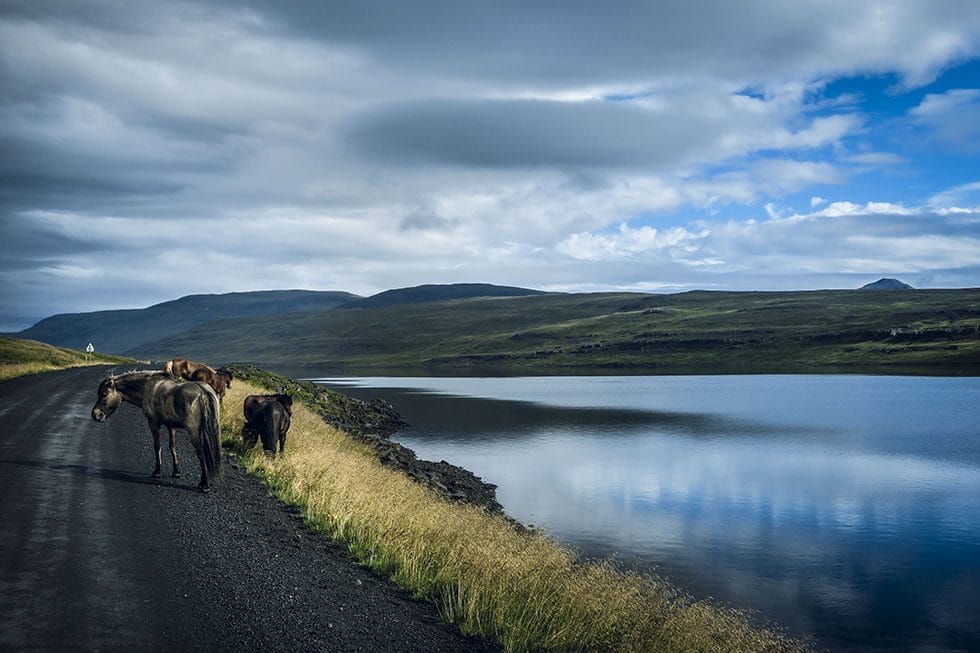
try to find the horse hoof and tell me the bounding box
[172,471,182,478]
[151,470,162,479]
[198,485,210,494]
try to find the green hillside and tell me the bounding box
[13,289,359,354]
[11,284,547,355]
[130,288,980,374]
[0,336,135,381]
[346,283,547,309]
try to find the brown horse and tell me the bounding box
[189,367,233,402]
[91,370,223,492]
[164,357,213,381]
[242,394,293,456]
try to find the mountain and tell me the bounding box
[861,278,914,290]
[14,290,359,355]
[11,283,543,356]
[341,283,547,309]
[127,288,980,373]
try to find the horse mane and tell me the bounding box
[106,369,170,381]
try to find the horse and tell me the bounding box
[242,394,293,456]
[164,357,213,381]
[91,371,223,492]
[189,367,233,402]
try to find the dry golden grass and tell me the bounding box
[0,361,68,381]
[221,379,807,652]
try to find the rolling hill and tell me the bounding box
[11,283,546,356]
[340,283,547,309]
[0,336,135,381]
[13,290,359,354]
[128,288,980,374]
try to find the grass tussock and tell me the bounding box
[0,336,135,381]
[221,379,807,652]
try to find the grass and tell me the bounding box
[220,377,808,652]
[0,336,136,381]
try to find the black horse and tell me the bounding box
[91,371,223,492]
[242,394,293,456]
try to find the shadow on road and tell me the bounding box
[0,458,202,492]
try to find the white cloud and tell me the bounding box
[844,152,906,166]
[911,88,980,117]
[910,88,980,152]
[549,199,980,285]
[804,201,917,218]
[556,224,710,262]
[928,180,980,209]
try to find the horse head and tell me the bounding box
[91,377,123,422]
[275,394,293,415]
[217,368,233,389]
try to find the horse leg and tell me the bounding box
[168,426,181,478]
[149,422,163,478]
[189,428,210,493]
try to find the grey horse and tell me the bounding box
[91,371,223,492]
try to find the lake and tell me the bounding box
[311,374,980,652]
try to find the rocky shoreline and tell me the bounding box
[225,364,506,517]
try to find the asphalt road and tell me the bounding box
[0,365,497,652]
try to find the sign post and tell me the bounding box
[85,342,94,363]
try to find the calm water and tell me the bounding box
[312,375,980,652]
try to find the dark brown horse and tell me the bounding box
[189,367,233,402]
[164,357,213,381]
[242,394,293,456]
[91,371,223,492]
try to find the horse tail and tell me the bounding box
[198,385,223,480]
[259,405,279,453]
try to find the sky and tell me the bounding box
[2,1,980,331]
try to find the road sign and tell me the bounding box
[86,343,94,353]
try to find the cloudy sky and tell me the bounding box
[2,1,980,330]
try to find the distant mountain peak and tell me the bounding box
[343,283,547,309]
[860,278,914,290]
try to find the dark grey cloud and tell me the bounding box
[0,214,113,271]
[345,98,725,168]
[244,0,980,87]
[0,138,185,213]
[344,95,856,170]
[399,209,459,232]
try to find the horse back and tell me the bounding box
[244,394,291,422]
[167,358,214,381]
[191,367,231,397]
[144,376,215,428]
